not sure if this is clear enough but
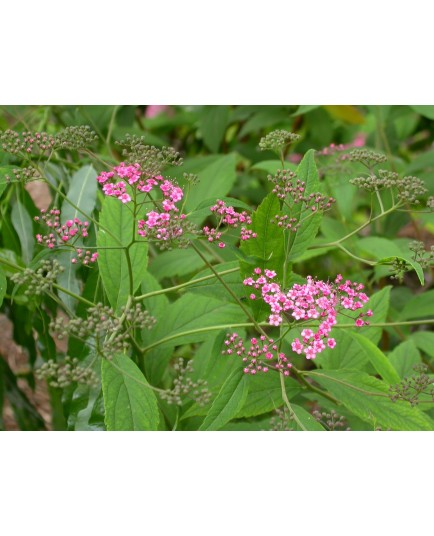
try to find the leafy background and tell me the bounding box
[1,105,434,431]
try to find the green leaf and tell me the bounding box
[0,266,6,307]
[67,352,105,431]
[389,340,421,379]
[349,332,400,385]
[291,404,326,431]
[292,105,320,116]
[199,368,249,431]
[97,197,148,313]
[56,250,81,312]
[187,261,243,303]
[250,160,297,175]
[199,105,229,153]
[102,354,159,431]
[140,271,169,319]
[240,192,284,273]
[314,330,369,371]
[11,199,34,264]
[185,154,237,212]
[240,192,284,319]
[306,369,434,431]
[144,294,246,384]
[61,164,98,222]
[400,290,434,320]
[410,332,434,359]
[378,256,424,285]
[357,237,425,285]
[149,248,213,280]
[189,195,252,223]
[236,373,301,419]
[239,109,290,137]
[285,149,323,261]
[54,165,98,310]
[409,105,434,120]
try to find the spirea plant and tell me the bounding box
[1,105,434,431]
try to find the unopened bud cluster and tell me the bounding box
[346,149,387,167]
[3,166,41,184]
[0,126,97,155]
[36,356,99,388]
[50,303,156,356]
[160,358,211,406]
[222,333,292,375]
[350,170,427,204]
[409,240,434,269]
[269,407,293,431]
[312,409,350,431]
[35,208,90,247]
[116,135,182,176]
[203,199,256,248]
[11,260,64,296]
[268,169,335,213]
[53,126,98,150]
[389,363,434,406]
[259,130,301,153]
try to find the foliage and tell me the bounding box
[1,104,434,431]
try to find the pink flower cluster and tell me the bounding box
[203,199,256,248]
[210,200,253,226]
[222,333,292,375]
[35,209,89,249]
[97,163,184,209]
[71,249,98,265]
[138,212,186,241]
[243,269,372,360]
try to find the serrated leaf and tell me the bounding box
[239,192,284,319]
[143,294,246,384]
[187,261,243,303]
[236,373,301,419]
[410,332,434,359]
[306,369,434,431]
[239,192,283,264]
[285,149,323,261]
[149,248,213,280]
[400,290,434,320]
[102,354,159,431]
[97,197,148,314]
[389,340,421,379]
[199,368,249,431]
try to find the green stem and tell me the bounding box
[106,106,119,151]
[134,267,239,301]
[140,323,266,353]
[279,372,307,430]
[335,243,377,266]
[290,365,339,404]
[190,240,268,337]
[313,204,399,248]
